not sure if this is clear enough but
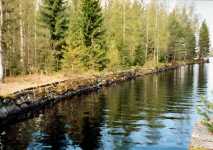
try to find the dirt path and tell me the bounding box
[0,73,95,97]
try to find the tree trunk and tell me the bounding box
[154,2,159,67]
[34,0,37,69]
[0,0,3,81]
[19,0,24,71]
[145,9,149,62]
[122,0,126,46]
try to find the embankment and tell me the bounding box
[0,60,208,127]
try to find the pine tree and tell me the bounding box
[199,21,210,58]
[79,0,108,71]
[39,0,69,71]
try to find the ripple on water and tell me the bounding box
[0,62,212,150]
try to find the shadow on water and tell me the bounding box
[0,61,213,150]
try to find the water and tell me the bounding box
[1,60,213,150]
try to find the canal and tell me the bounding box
[0,60,213,150]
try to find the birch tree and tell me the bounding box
[19,0,24,71]
[0,0,3,81]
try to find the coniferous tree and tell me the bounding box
[185,25,196,59]
[180,8,196,60]
[134,44,145,66]
[79,0,108,71]
[0,0,202,77]
[199,21,210,58]
[39,0,69,71]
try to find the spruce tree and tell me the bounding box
[79,0,108,71]
[199,21,210,58]
[134,44,145,66]
[185,25,196,59]
[39,0,69,71]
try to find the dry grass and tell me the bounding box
[0,71,99,97]
[0,73,65,96]
[190,147,207,150]
[0,61,188,97]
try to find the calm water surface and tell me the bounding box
[1,60,213,150]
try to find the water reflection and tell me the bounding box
[0,62,212,150]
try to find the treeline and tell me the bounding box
[0,0,210,80]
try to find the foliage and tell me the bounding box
[185,25,196,59]
[63,45,86,72]
[199,21,210,58]
[167,11,184,62]
[197,96,213,133]
[167,9,197,62]
[134,44,145,66]
[0,0,207,77]
[39,0,69,71]
[105,0,146,67]
[2,0,21,75]
[65,0,108,71]
[106,48,121,71]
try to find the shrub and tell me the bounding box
[197,96,213,133]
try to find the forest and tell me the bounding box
[0,0,210,81]
[0,1,212,149]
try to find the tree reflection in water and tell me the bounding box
[0,63,212,150]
